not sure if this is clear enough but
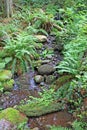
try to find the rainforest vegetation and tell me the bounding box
[0,0,87,130]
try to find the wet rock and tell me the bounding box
[31,127,39,130]
[45,75,55,84]
[34,75,44,83]
[46,55,53,59]
[40,82,45,86]
[0,108,28,125]
[2,90,32,108]
[38,64,55,75]
[42,60,50,64]
[35,35,47,42]
[0,119,17,130]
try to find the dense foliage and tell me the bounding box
[0,0,87,129]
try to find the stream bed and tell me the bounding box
[0,36,76,129]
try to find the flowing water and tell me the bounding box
[0,36,76,129]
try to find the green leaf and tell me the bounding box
[0,63,5,69]
[5,57,12,64]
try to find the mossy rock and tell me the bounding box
[3,79,14,91]
[38,64,55,75]
[17,100,63,117]
[52,74,74,91]
[34,75,44,83]
[0,108,28,125]
[0,70,12,81]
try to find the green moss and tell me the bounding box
[52,75,74,90]
[17,100,63,117]
[0,108,28,125]
[3,79,14,91]
[0,70,12,81]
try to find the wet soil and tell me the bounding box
[28,110,74,129]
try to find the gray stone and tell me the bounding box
[0,119,16,130]
[34,75,44,83]
[31,127,39,130]
[40,82,45,86]
[38,64,55,75]
[42,60,50,64]
[46,55,53,59]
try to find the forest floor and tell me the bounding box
[0,1,87,130]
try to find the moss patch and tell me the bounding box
[17,100,63,117]
[52,74,74,91]
[0,70,12,81]
[0,108,28,125]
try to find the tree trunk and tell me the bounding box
[4,0,13,17]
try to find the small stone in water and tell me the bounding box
[40,82,44,86]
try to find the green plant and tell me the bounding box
[27,88,55,106]
[2,32,42,74]
[50,120,86,130]
[50,126,69,130]
[72,120,87,130]
[56,34,87,75]
[0,84,4,92]
[41,49,54,59]
[32,9,55,32]
[17,122,29,130]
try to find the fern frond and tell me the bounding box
[11,58,17,75]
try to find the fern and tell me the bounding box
[11,58,17,75]
[2,31,41,75]
[56,35,87,75]
[50,126,70,130]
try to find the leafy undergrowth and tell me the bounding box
[50,120,87,130]
[0,0,87,129]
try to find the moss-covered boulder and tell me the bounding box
[0,108,28,125]
[0,70,14,92]
[0,70,12,81]
[34,75,44,83]
[52,75,74,91]
[38,64,55,75]
[17,100,63,117]
[2,79,14,91]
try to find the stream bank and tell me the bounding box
[0,35,86,130]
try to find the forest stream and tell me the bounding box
[0,35,76,129]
